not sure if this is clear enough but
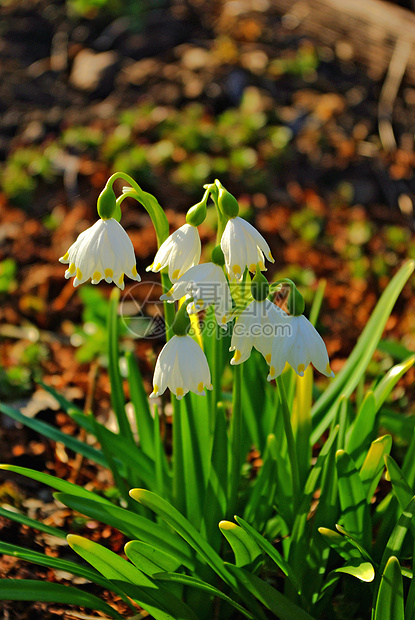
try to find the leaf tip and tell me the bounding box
[129,488,145,502]
[219,520,237,531]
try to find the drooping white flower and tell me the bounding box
[147,223,201,282]
[268,314,334,381]
[220,216,274,280]
[59,218,140,290]
[150,335,212,400]
[230,299,289,365]
[160,262,233,327]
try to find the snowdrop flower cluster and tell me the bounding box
[59,175,333,400]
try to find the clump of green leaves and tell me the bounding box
[0,257,413,619]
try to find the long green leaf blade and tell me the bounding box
[336,450,371,549]
[0,579,122,619]
[374,556,404,620]
[130,488,234,587]
[219,521,262,569]
[0,464,112,504]
[0,403,107,467]
[68,534,197,620]
[55,493,194,570]
[359,435,392,500]
[107,288,134,443]
[153,572,254,619]
[225,564,316,620]
[0,505,67,539]
[126,351,155,459]
[311,260,415,442]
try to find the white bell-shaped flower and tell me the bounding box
[160,262,233,328]
[147,223,201,282]
[220,216,274,280]
[268,314,334,381]
[230,299,289,365]
[150,335,212,400]
[59,218,140,290]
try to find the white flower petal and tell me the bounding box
[150,335,212,399]
[160,263,233,328]
[60,218,140,288]
[230,299,286,365]
[150,224,201,282]
[220,216,274,279]
[270,314,334,378]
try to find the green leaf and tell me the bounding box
[219,521,262,569]
[359,435,392,500]
[311,260,415,442]
[336,450,371,549]
[39,380,84,416]
[374,556,404,620]
[243,434,287,530]
[126,350,155,459]
[68,534,197,620]
[0,403,107,468]
[319,528,375,583]
[55,493,194,571]
[125,540,182,575]
[0,504,67,539]
[0,579,122,619]
[235,516,302,595]
[289,425,339,579]
[0,540,133,607]
[68,411,156,490]
[107,288,134,443]
[373,356,415,410]
[130,488,233,587]
[335,524,374,562]
[346,391,377,469]
[379,496,415,574]
[225,564,316,620]
[334,559,375,582]
[179,393,209,528]
[153,572,254,619]
[0,464,112,504]
[385,455,414,514]
[318,527,362,562]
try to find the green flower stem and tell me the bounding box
[209,323,224,435]
[206,183,227,245]
[228,363,243,516]
[114,176,175,340]
[276,375,300,508]
[172,396,185,513]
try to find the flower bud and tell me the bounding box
[251,266,269,302]
[172,301,191,336]
[286,282,305,316]
[211,244,225,266]
[186,190,208,226]
[216,180,239,219]
[97,183,117,220]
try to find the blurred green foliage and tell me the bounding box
[0,259,17,294]
[72,286,112,363]
[1,92,292,206]
[66,0,166,25]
